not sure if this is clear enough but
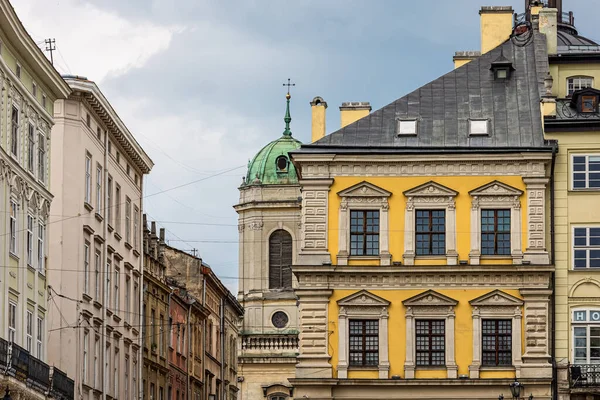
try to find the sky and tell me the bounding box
[12,0,600,293]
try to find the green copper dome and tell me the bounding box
[244,92,302,186]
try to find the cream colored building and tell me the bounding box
[48,75,153,400]
[0,0,73,398]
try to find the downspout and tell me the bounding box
[102,127,109,400]
[550,141,558,400]
[139,176,145,400]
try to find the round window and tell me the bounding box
[271,311,289,329]
[276,156,288,171]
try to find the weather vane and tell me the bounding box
[283,78,295,98]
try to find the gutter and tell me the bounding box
[550,141,558,400]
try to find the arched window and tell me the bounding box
[269,230,293,289]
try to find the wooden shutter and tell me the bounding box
[269,230,293,289]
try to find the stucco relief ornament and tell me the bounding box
[248,221,263,231]
[513,196,521,209]
[340,198,348,211]
[406,197,414,211]
[472,196,480,210]
[381,198,389,210]
[238,224,245,233]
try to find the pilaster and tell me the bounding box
[520,288,552,379]
[297,179,333,265]
[523,177,550,264]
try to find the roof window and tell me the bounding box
[469,119,489,136]
[397,118,418,136]
[276,156,289,172]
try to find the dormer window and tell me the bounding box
[397,118,417,136]
[570,88,600,114]
[490,49,514,81]
[275,155,289,172]
[582,96,598,113]
[469,119,489,136]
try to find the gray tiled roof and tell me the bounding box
[302,33,551,153]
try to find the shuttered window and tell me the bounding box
[269,230,293,289]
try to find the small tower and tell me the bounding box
[234,85,302,400]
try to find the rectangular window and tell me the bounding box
[42,94,47,108]
[481,209,511,256]
[469,119,489,136]
[415,320,445,366]
[32,82,37,97]
[416,210,446,256]
[16,64,21,78]
[397,118,417,136]
[574,325,600,364]
[107,176,113,226]
[574,227,600,268]
[96,127,101,141]
[94,336,99,388]
[86,113,91,128]
[38,133,45,183]
[8,302,16,343]
[125,356,129,399]
[37,316,43,357]
[151,309,156,350]
[151,383,155,400]
[38,222,45,273]
[159,314,164,356]
[134,281,139,325]
[105,344,110,392]
[106,260,112,309]
[11,106,18,156]
[348,319,379,366]
[95,251,101,300]
[568,76,594,96]
[349,210,379,256]
[26,311,33,352]
[85,154,92,204]
[126,197,131,243]
[10,200,17,255]
[114,268,120,312]
[27,215,34,266]
[115,185,121,234]
[96,165,102,213]
[28,124,35,172]
[125,276,131,322]
[482,319,512,366]
[573,155,600,189]
[84,242,90,294]
[134,205,139,249]
[114,347,119,396]
[132,355,138,400]
[83,331,89,383]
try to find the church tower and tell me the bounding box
[234,90,302,400]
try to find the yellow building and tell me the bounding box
[288,5,557,400]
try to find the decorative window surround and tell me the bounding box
[403,290,458,379]
[337,290,390,379]
[468,290,523,378]
[337,182,392,266]
[403,181,458,265]
[468,181,523,265]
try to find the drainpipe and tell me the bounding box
[550,141,558,400]
[102,126,109,400]
[139,177,145,400]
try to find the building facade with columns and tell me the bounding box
[287,5,556,400]
[47,75,153,400]
[0,0,74,398]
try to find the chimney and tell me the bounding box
[539,7,558,54]
[453,51,481,69]
[310,96,327,142]
[480,6,514,54]
[159,228,166,261]
[340,102,371,129]
[150,221,158,259]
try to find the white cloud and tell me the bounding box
[13,0,181,82]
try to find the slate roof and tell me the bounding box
[297,33,552,154]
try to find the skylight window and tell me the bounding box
[469,119,489,136]
[397,119,418,136]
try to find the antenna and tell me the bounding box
[44,38,56,65]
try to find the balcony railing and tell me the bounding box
[241,334,299,353]
[569,364,600,387]
[0,337,75,399]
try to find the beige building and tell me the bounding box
[234,93,302,400]
[0,0,74,398]
[48,75,153,400]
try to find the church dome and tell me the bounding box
[244,92,302,186]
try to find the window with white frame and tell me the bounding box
[106,259,112,309]
[38,132,45,183]
[38,222,45,273]
[94,336,99,388]
[85,153,92,204]
[83,330,89,383]
[96,165,102,213]
[574,227,600,268]
[95,250,101,300]
[126,197,131,243]
[107,176,113,226]
[573,155,600,190]
[84,242,90,294]
[105,343,110,390]
[572,309,600,364]
[11,106,18,157]
[8,302,16,343]
[133,205,139,249]
[132,354,137,399]
[27,214,34,266]
[114,267,120,313]
[114,347,119,396]
[125,275,130,322]
[134,281,139,325]
[37,316,43,357]
[28,124,35,172]
[115,184,121,234]
[125,356,129,399]
[568,76,594,97]
[10,200,17,255]
[397,118,418,136]
[26,310,33,352]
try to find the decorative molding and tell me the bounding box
[297,179,334,265]
[337,181,392,198]
[247,220,264,231]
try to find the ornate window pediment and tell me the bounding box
[403,289,458,308]
[403,181,458,199]
[338,181,392,198]
[469,289,523,308]
[338,290,391,308]
[469,180,523,202]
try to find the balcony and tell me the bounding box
[0,337,75,399]
[241,334,299,354]
[569,364,600,388]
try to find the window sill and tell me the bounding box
[133,249,140,258]
[93,300,102,309]
[125,242,132,250]
[479,365,515,371]
[106,309,113,317]
[9,252,19,261]
[415,366,447,370]
[348,366,379,371]
[82,383,93,392]
[571,268,600,272]
[107,224,114,233]
[414,255,446,260]
[480,255,512,260]
[82,293,93,302]
[113,314,122,323]
[124,322,131,330]
[84,202,93,212]
[348,256,380,260]
[94,212,103,222]
[569,188,600,193]
[115,232,122,242]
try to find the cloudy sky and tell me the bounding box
[13,0,600,293]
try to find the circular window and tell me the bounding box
[276,156,288,172]
[271,311,289,329]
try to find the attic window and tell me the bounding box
[276,156,289,172]
[469,119,489,136]
[582,96,598,113]
[397,119,417,136]
[568,76,593,97]
[16,63,21,79]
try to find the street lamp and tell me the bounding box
[509,378,523,399]
[3,387,11,400]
